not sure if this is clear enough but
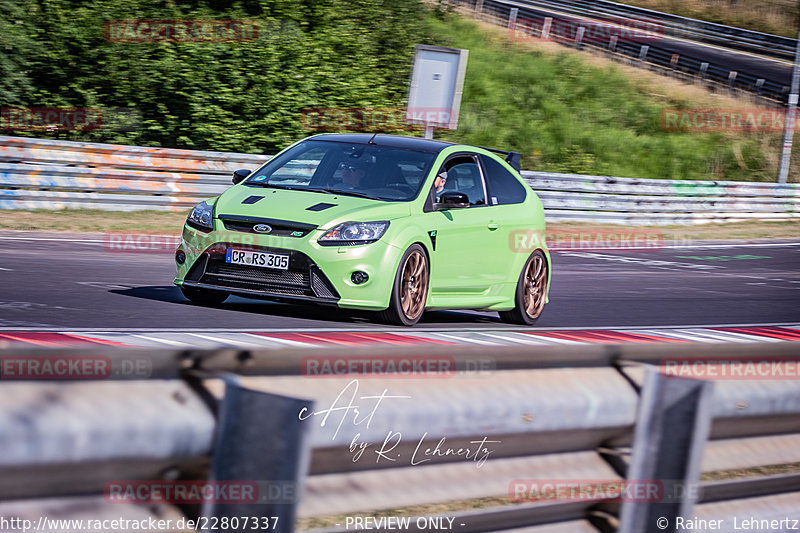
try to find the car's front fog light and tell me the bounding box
[351,271,369,284]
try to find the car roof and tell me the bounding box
[309,133,455,153]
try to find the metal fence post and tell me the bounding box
[508,7,518,30]
[575,26,586,48]
[618,368,714,533]
[202,378,314,533]
[728,70,738,92]
[542,17,552,39]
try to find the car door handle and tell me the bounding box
[487,221,499,230]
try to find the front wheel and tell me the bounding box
[380,244,429,326]
[180,286,229,306]
[498,250,548,325]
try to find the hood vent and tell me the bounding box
[306,202,337,212]
[242,196,264,204]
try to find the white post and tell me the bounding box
[541,17,552,39]
[778,18,800,183]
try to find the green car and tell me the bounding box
[174,134,550,325]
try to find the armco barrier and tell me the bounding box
[0,342,799,532]
[1,135,799,223]
[501,0,796,62]
[0,135,267,211]
[523,171,800,225]
[455,0,791,104]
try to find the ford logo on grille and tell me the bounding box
[253,224,273,233]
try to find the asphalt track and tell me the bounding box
[0,233,797,344]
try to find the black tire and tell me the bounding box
[498,250,548,325]
[180,286,229,305]
[379,244,429,326]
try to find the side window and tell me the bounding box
[479,154,527,205]
[434,156,487,206]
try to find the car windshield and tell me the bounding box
[243,140,437,202]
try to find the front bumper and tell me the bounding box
[174,224,402,310]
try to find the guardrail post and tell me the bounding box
[507,7,518,30]
[699,62,709,79]
[575,26,586,49]
[608,35,618,52]
[541,17,552,39]
[638,45,650,61]
[475,0,483,16]
[756,78,765,95]
[202,378,314,533]
[618,368,713,533]
[728,71,738,93]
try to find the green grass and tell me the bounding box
[617,0,799,38]
[427,13,795,182]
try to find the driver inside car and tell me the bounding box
[335,155,375,189]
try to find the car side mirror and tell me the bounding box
[435,191,470,210]
[232,169,252,184]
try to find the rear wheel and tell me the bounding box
[380,244,429,326]
[180,286,229,305]
[498,250,548,325]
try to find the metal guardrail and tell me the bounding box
[523,171,800,224]
[2,136,798,225]
[0,342,798,532]
[511,0,796,62]
[458,0,791,104]
[0,135,267,211]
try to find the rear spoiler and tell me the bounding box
[480,147,522,173]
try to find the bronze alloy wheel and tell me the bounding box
[523,252,547,319]
[400,249,428,321]
[498,250,548,325]
[381,244,429,326]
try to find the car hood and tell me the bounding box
[213,186,412,229]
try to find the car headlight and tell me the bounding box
[186,201,214,232]
[318,221,389,246]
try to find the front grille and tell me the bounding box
[219,215,315,237]
[185,244,339,301]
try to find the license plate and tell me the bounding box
[225,249,289,270]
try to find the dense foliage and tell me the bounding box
[0,0,791,180]
[0,0,430,152]
[429,15,788,181]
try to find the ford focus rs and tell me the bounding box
[174,133,550,325]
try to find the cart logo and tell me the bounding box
[253,224,273,233]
